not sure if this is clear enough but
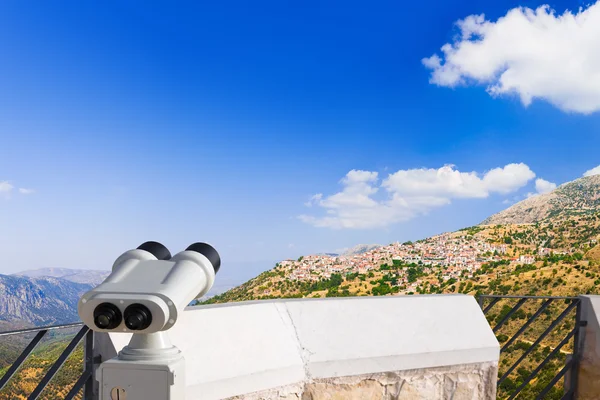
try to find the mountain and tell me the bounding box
[314,252,340,257]
[0,274,92,326]
[13,267,110,286]
[481,174,600,225]
[313,245,381,258]
[338,244,381,256]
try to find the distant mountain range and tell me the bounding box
[339,244,381,256]
[314,244,382,258]
[13,267,110,286]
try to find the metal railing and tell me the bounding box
[478,295,585,400]
[0,322,95,400]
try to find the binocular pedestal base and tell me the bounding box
[97,333,186,400]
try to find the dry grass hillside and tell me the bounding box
[0,328,84,400]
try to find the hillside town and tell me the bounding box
[278,232,542,287]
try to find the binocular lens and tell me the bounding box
[93,303,122,330]
[124,304,152,331]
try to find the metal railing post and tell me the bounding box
[567,298,585,400]
[84,328,95,399]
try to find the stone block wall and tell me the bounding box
[227,362,498,400]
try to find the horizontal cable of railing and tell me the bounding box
[0,322,83,337]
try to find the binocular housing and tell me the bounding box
[78,241,220,334]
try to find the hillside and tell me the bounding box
[0,327,85,400]
[204,222,600,304]
[203,172,600,303]
[482,174,600,225]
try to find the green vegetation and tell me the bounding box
[0,329,84,400]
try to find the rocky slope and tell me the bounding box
[481,174,600,225]
[0,274,92,326]
[339,244,381,256]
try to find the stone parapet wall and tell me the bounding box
[228,362,498,400]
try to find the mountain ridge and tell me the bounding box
[0,274,93,326]
[13,267,110,286]
[481,174,600,225]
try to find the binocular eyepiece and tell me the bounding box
[135,241,221,273]
[185,242,221,274]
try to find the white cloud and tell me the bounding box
[383,163,534,197]
[304,193,323,207]
[525,178,558,198]
[535,178,557,194]
[423,3,600,114]
[483,164,537,194]
[18,188,35,195]
[583,165,600,177]
[299,163,536,229]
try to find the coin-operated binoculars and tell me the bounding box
[78,241,221,400]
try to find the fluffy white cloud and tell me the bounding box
[299,163,536,229]
[535,178,557,194]
[526,177,557,198]
[482,164,537,194]
[583,165,600,177]
[382,163,534,197]
[18,188,35,195]
[423,3,600,114]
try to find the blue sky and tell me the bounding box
[1,0,599,284]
